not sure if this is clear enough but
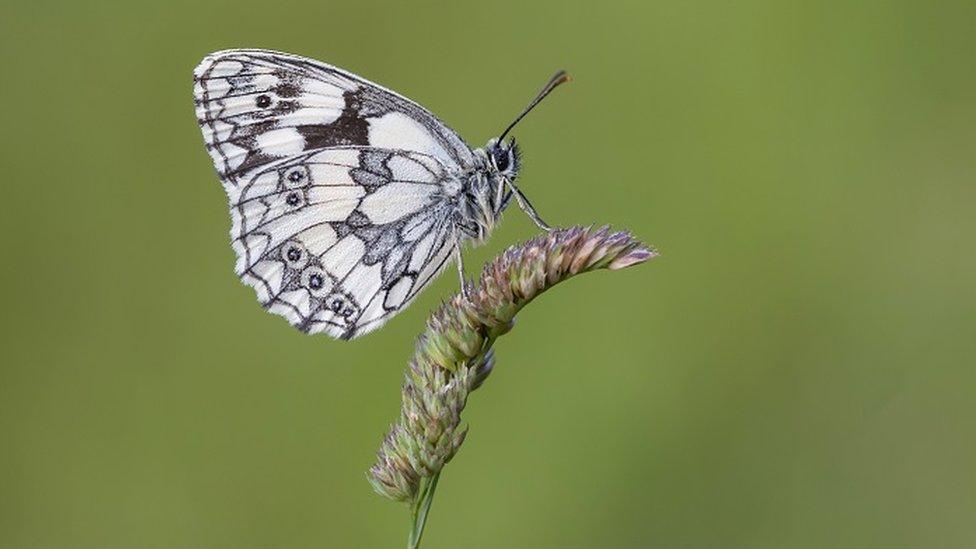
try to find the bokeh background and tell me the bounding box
[2,0,974,547]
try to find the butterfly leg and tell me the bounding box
[507,181,552,231]
[455,246,470,299]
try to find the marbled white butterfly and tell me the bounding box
[193,50,568,339]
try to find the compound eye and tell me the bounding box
[492,148,510,172]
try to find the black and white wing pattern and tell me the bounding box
[227,147,460,339]
[193,50,472,339]
[193,49,474,180]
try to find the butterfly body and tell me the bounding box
[194,50,564,339]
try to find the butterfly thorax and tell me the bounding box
[457,139,520,244]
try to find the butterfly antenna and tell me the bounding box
[497,70,571,143]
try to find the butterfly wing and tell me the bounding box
[228,146,461,339]
[193,49,474,339]
[193,49,475,183]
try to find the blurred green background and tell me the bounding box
[2,0,974,547]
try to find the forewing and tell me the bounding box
[193,49,473,186]
[230,147,460,339]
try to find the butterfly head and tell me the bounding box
[461,142,516,243]
[460,70,570,243]
[486,137,522,180]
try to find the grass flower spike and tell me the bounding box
[368,225,657,547]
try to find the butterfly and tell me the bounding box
[193,49,569,339]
